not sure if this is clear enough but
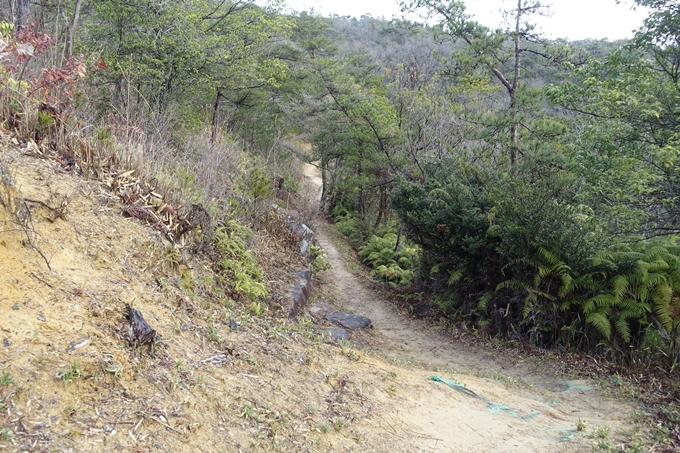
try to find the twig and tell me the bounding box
[23,197,67,222]
[149,416,184,435]
[29,272,54,288]
[19,200,52,271]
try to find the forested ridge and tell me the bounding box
[2,0,680,374]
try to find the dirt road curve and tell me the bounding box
[304,162,637,453]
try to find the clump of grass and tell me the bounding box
[333,417,347,431]
[57,362,83,384]
[590,425,610,439]
[577,417,587,432]
[249,301,267,316]
[0,370,13,386]
[314,421,330,433]
[205,324,220,343]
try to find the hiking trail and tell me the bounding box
[303,161,636,453]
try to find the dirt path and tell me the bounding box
[317,230,516,374]
[303,164,637,452]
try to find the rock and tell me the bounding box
[300,238,310,256]
[286,217,314,257]
[326,312,372,330]
[308,303,333,318]
[326,327,350,341]
[287,270,313,318]
[125,304,157,344]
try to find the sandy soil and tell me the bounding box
[303,163,639,453]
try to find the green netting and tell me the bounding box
[564,381,592,391]
[428,375,593,444]
[429,375,541,420]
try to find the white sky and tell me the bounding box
[282,0,650,41]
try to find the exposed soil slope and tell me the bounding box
[0,146,408,452]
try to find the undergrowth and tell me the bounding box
[212,220,267,301]
[358,230,419,285]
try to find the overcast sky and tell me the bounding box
[282,0,650,41]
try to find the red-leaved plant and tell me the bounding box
[0,22,86,134]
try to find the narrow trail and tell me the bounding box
[317,230,501,373]
[302,163,637,452]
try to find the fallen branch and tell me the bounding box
[23,197,67,222]
[20,200,52,270]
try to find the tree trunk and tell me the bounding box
[15,0,30,32]
[63,0,83,57]
[374,184,388,229]
[211,89,222,144]
[320,157,327,211]
[509,0,523,166]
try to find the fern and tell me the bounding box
[586,310,612,339]
[477,291,494,311]
[212,220,268,300]
[447,268,465,286]
[358,232,419,285]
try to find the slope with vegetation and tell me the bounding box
[0,0,678,450]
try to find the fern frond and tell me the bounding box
[496,279,528,292]
[523,292,538,319]
[615,317,632,343]
[642,273,668,300]
[536,246,559,266]
[652,285,673,331]
[447,268,465,286]
[610,274,630,300]
[582,294,615,314]
[586,310,612,339]
[430,263,443,274]
[571,274,606,293]
[642,246,671,261]
[477,291,493,311]
[617,297,650,316]
[557,273,574,298]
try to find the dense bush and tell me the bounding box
[390,155,680,363]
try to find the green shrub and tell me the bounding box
[476,235,680,363]
[566,239,680,362]
[212,220,268,301]
[310,245,332,273]
[358,231,419,285]
[331,203,373,246]
[332,155,680,364]
[335,214,359,240]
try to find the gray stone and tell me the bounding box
[326,312,372,330]
[308,303,333,317]
[300,238,310,257]
[286,217,315,257]
[287,270,313,318]
[326,327,350,341]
